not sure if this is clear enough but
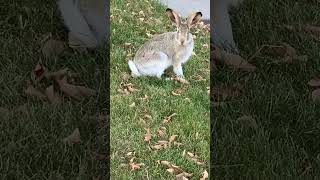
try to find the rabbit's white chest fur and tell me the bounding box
[173,35,194,64]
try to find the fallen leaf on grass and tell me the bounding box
[143,114,152,120]
[262,43,308,63]
[45,68,69,79]
[311,89,320,102]
[284,24,320,41]
[33,62,48,82]
[163,113,177,124]
[192,75,206,81]
[45,85,60,104]
[139,94,149,101]
[172,88,184,96]
[157,127,166,137]
[0,107,10,117]
[173,142,184,147]
[129,102,136,108]
[171,77,189,84]
[120,83,140,94]
[213,47,256,72]
[42,39,66,57]
[56,76,96,100]
[24,85,47,100]
[212,84,242,100]
[63,128,81,145]
[186,152,205,165]
[129,158,144,170]
[200,170,209,180]
[308,78,320,87]
[169,135,178,143]
[144,128,152,142]
[121,73,131,81]
[151,140,169,150]
[123,42,132,48]
[237,115,258,130]
[157,160,192,179]
[176,172,192,179]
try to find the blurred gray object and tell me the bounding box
[159,0,210,23]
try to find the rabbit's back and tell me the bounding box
[135,32,193,62]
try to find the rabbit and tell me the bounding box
[128,8,202,79]
[58,0,108,49]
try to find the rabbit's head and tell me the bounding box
[166,8,202,46]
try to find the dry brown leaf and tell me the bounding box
[160,160,171,166]
[200,170,209,180]
[166,168,175,174]
[284,24,320,40]
[170,164,184,174]
[24,85,47,100]
[151,140,169,150]
[33,62,48,82]
[186,152,205,166]
[308,78,320,87]
[117,88,130,95]
[312,89,320,101]
[129,160,144,170]
[122,83,139,93]
[46,68,69,79]
[171,77,190,84]
[45,85,60,104]
[139,94,149,101]
[212,84,242,100]
[126,152,133,156]
[163,113,177,124]
[176,172,192,178]
[263,43,296,57]
[237,115,258,130]
[182,150,186,157]
[192,75,205,81]
[129,102,136,108]
[42,39,66,57]
[261,43,308,63]
[157,127,166,137]
[152,144,164,150]
[121,73,131,81]
[123,42,132,48]
[56,76,96,100]
[144,128,152,142]
[63,128,81,145]
[143,114,152,120]
[169,135,178,143]
[173,142,184,147]
[0,107,10,117]
[172,88,184,96]
[187,152,195,157]
[214,48,256,72]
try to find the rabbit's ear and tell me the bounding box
[166,8,181,27]
[187,11,202,27]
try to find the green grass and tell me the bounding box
[213,0,320,179]
[110,0,210,179]
[0,1,108,179]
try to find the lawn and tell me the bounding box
[213,0,320,179]
[110,0,210,179]
[0,1,108,179]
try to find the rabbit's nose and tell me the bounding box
[181,40,185,45]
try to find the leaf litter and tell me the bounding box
[157,160,192,179]
[26,62,96,102]
[63,128,81,145]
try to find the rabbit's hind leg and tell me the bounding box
[135,51,171,78]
